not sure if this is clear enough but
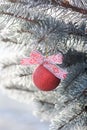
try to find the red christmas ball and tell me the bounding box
[32,64,60,91]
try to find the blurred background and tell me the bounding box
[0,92,49,130]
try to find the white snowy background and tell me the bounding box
[0,92,49,130]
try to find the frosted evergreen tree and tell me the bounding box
[0,0,87,130]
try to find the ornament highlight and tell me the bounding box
[20,50,67,91]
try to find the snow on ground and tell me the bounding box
[0,92,49,130]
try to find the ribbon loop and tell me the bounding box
[43,62,67,79]
[20,51,44,65]
[46,53,63,64]
[20,50,67,79]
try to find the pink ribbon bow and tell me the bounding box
[20,50,67,79]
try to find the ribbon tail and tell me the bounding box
[43,62,67,79]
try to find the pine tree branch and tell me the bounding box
[3,0,87,15]
[2,38,18,44]
[2,63,18,69]
[17,29,34,34]
[58,110,84,130]
[0,1,87,129]
[49,0,87,14]
[83,88,87,96]
[0,11,40,25]
[8,0,17,2]
[39,100,54,106]
[64,69,85,90]
[19,73,32,77]
[6,86,35,93]
[60,1,87,14]
[64,88,87,105]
